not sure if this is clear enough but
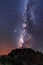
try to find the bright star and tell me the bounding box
[14,30,17,33]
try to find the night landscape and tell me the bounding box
[0,0,43,65]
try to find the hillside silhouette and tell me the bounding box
[0,48,43,65]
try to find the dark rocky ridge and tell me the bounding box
[0,48,43,65]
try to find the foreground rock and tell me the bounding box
[0,48,43,65]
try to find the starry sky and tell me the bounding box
[0,0,43,55]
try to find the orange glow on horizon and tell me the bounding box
[0,39,16,55]
[0,48,13,55]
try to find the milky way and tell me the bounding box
[18,0,28,48]
[18,0,43,51]
[18,0,35,48]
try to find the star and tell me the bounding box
[14,30,17,33]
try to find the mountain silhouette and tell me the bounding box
[0,48,43,65]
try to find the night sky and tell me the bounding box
[0,0,43,55]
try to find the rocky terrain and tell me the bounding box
[0,48,43,65]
